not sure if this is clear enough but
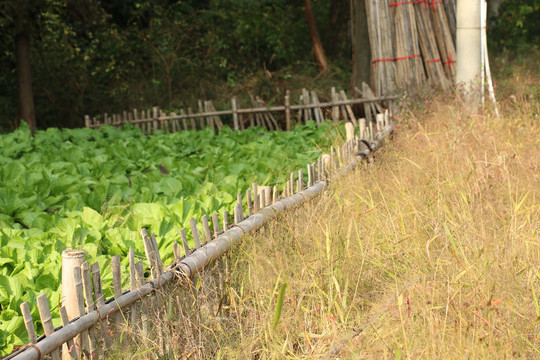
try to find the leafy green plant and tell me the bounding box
[0,121,340,356]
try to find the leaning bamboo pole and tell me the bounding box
[10,124,394,360]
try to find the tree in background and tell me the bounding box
[305,0,329,73]
[2,1,36,131]
[350,0,371,93]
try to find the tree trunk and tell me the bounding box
[305,0,329,73]
[15,31,36,131]
[350,0,371,94]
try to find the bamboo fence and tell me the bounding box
[84,88,397,134]
[7,112,395,360]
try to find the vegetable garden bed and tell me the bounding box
[0,121,339,355]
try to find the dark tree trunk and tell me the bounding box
[350,0,371,94]
[328,0,350,60]
[305,0,329,73]
[15,30,36,131]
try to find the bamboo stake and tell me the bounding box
[134,261,149,337]
[36,294,62,360]
[179,228,191,256]
[62,250,85,322]
[252,183,259,213]
[140,229,157,280]
[80,262,97,359]
[340,90,357,126]
[212,213,220,238]
[189,218,202,249]
[128,249,138,331]
[111,255,124,325]
[202,215,212,243]
[223,211,229,231]
[246,189,253,216]
[73,268,90,358]
[331,88,340,122]
[231,97,239,130]
[20,302,37,345]
[59,307,78,360]
[150,233,163,276]
[298,169,304,193]
[273,185,278,204]
[285,90,291,131]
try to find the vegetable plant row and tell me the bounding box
[0,121,340,355]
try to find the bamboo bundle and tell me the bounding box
[443,0,456,43]
[414,2,450,89]
[428,1,457,82]
[389,0,426,87]
[365,0,396,95]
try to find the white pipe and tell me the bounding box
[456,0,482,97]
[10,125,394,360]
[482,0,500,117]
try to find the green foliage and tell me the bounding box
[0,121,340,356]
[489,0,540,51]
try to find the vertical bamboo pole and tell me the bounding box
[189,218,202,249]
[307,164,313,187]
[331,87,340,122]
[73,267,90,357]
[134,261,149,336]
[59,307,78,360]
[223,211,229,231]
[111,255,123,324]
[152,106,159,131]
[81,262,97,358]
[202,214,212,242]
[37,294,62,360]
[129,249,138,331]
[273,185,278,204]
[212,213,220,238]
[232,97,239,130]
[179,228,190,256]
[298,169,304,193]
[285,90,291,131]
[246,189,253,216]
[20,302,37,344]
[62,250,85,322]
[252,183,259,213]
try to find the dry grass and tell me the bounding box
[109,56,539,359]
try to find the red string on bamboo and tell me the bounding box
[373,54,421,66]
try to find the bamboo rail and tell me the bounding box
[84,88,397,132]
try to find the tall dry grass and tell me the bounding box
[110,55,539,359]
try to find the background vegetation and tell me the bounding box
[0,0,537,132]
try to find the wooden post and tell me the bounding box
[258,186,272,206]
[285,90,291,131]
[273,185,278,204]
[111,255,123,324]
[290,173,295,194]
[62,250,85,322]
[84,115,90,128]
[307,164,313,187]
[232,97,239,130]
[73,267,90,357]
[37,294,62,360]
